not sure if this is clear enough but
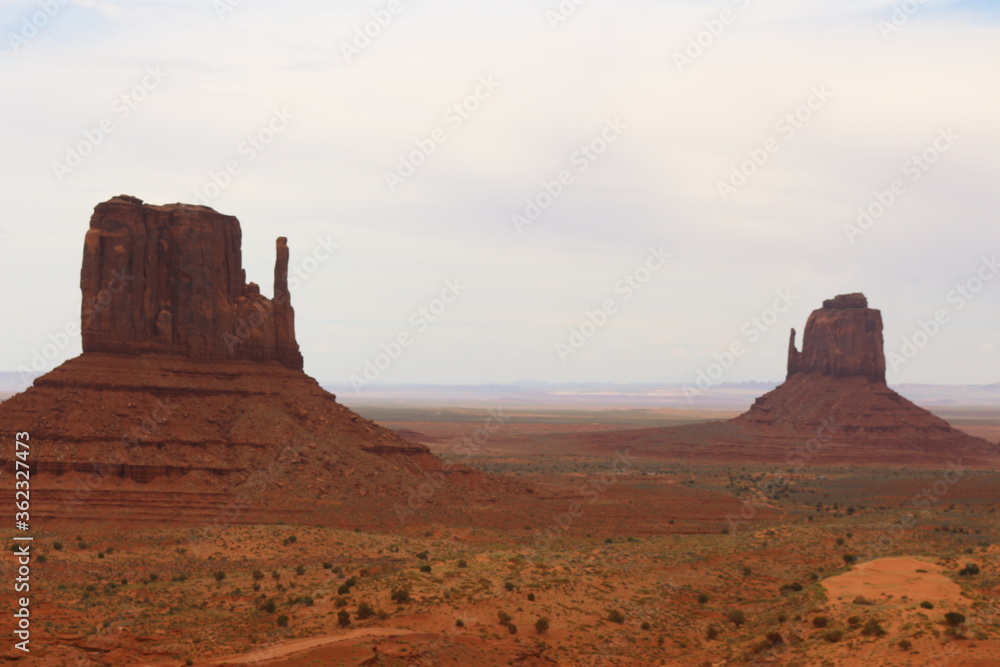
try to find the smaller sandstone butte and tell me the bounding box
[81,195,302,369]
[569,293,997,467]
[785,293,885,381]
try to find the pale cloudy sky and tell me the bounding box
[1,0,998,388]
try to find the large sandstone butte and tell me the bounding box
[0,196,528,528]
[565,294,998,466]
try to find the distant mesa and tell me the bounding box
[0,196,525,528]
[785,292,885,382]
[564,293,997,466]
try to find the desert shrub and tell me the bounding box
[823,629,843,643]
[535,617,550,634]
[847,616,862,627]
[861,619,886,637]
[262,600,277,613]
[766,631,783,644]
[276,614,289,627]
[498,611,512,625]
[252,570,264,580]
[812,616,829,628]
[641,621,651,631]
[457,559,468,568]
[958,564,980,577]
[148,573,159,582]
[898,639,912,650]
[415,551,429,560]
[504,581,516,591]
[213,571,226,584]
[920,601,934,610]
[419,564,432,573]
[507,623,517,634]
[697,593,709,604]
[295,565,305,576]
[780,582,803,594]
[727,610,746,627]
[337,584,351,595]
[527,593,535,602]
[836,537,845,545]
[706,624,720,640]
[337,610,350,626]
[53,542,63,551]
[357,603,375,619]
[322,562,332,569]
[944,612,966,627]
[344,577,357,587]
[852,595,874,606]
[455,618,464,627]
[390,587,411,603]
[334,596,348,607]
[843,554,858,565]
[607,609,625,624]
[742,566,752,576]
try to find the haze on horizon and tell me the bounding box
[1,0,998,390]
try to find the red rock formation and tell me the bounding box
[786,293,885,382]
[81,195,302,369]
[0,196,530,527]
[579,293,997,467]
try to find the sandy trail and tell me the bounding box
[205,627,419,664]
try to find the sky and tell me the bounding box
[1,0,998,390]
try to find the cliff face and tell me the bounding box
[786,293,885,382]
[81,195,302,370]
[0,195,531,527]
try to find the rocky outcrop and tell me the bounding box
[81,195,303,370]
[726,293,996,462]
[0,196,531,527]
[786,293,885,382]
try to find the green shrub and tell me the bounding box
[920,601,934,610]
[944,612,966,627]
[357,602,375,619]
[823,629,843,643]
[337,610,351,626]
[535,617,550,634]
[276,614,289,627]
[607,609,625,624]
[727,610,746,627]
